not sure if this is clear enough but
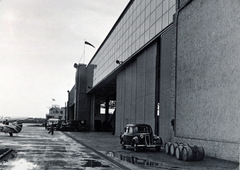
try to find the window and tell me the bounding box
[125,127,129,133]
[129,127,133,133]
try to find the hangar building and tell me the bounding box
[67,0,240,162]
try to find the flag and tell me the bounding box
[85,41,95,48]
[52,98,55,101]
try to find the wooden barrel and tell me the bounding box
[170,142,179,156]
[165,142,172,154]
[195,146,205,161]
[182,145,205,161]
[175,144,184,160]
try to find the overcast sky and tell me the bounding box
[0,0,129,118]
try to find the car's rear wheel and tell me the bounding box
[133,141,139,152]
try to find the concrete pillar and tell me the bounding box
[90,95,95,131]
[105,97,109,122]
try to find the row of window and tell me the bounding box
[90,0,176,87]
[50,111,64,114]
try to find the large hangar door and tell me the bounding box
[159,27,174,143]
[115,42,158,136]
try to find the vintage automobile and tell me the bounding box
[59,120,86,131]
[120,124,162,152]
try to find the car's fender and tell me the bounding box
[157,137,163,145]
[120,136,123,144]
[153,135,163,145]
[131,136,139,146]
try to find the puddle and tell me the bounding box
[120,154,161,168]
[82,159,110,167]
[106,151,180,169]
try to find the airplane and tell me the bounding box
[0,117,23,136]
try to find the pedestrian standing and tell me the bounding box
[48,122,54,135]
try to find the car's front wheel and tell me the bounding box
[133,141,139,152]
[121,141,126,149]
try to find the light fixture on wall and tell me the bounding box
[73,63,78,68]
[116,60,123,65]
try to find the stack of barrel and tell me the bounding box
[165,142,205,161]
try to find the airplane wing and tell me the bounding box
[0,122,22,134]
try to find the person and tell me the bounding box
[45,120,47,129]
[5,119,9,125]
[48,122,54,135]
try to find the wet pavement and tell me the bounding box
[0,124,123,169]
[0,124,239,170]
[65,131,239,170]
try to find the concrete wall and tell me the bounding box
[68,85,75,107]
[75,64,91,129]
[68,85,75,120]
[176,0,240,161]
[116,42,157,135]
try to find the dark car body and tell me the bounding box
[59,120,86,131]
[120,124,162,152]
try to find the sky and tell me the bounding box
[0,0,129,118]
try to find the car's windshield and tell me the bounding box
[134,126,151,133]
[48,119,59,124]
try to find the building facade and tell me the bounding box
[46,105,66,121]
[68,0,239,161]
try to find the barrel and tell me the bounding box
[182,145,205,161]
[175,144,185,160]
[195,146,205,161]
[170,142,179,156]
[165,142,172,154]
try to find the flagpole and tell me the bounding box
[83,39,86,64]
[80,40,94,64]
[79,51,84,64]
[79,40,85,64]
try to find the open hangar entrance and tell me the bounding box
[88,76,117,133]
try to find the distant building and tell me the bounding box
[46,105,66,120]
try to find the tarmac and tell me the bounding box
[64,131,239,170]
[0,126,238,169]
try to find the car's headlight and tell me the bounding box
[140,134,144,139]
[153,135,159,140]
